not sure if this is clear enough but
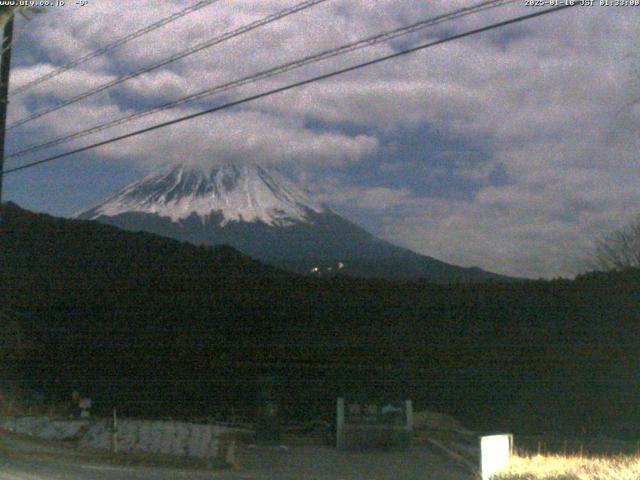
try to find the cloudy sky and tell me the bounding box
[3,0,640,279]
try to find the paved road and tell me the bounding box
[0,430,473,479]
[230,444,474,480]
[0,454,219,480]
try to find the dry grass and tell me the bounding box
[495,453,640,480]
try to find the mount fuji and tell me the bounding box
[77,163,509,282]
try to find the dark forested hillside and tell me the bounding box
[2,202,640,435]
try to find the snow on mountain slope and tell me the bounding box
[78,163,325,227]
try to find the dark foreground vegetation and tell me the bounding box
[2,202,639,436]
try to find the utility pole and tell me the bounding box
[0,16,14,209]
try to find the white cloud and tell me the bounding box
[10,66,115,103]
[91,109,379,169]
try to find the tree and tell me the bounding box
[593,217,640,271]
[0,6,40,29]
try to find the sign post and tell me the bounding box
[255,375,280,444]
[111,408,119,454]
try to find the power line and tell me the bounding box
[6,0,517,161]
[6,0,329,131]
[9,0,221,96]
[3,4,578,177]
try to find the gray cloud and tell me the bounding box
[6,1,640,278]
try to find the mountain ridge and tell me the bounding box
[77,163,513,283]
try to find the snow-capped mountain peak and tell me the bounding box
[75,162,510,282]
[78,163,326,227]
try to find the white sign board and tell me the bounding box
[480,434,512,480]
[336,397,413,450]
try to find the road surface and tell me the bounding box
[0,429,474,479]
